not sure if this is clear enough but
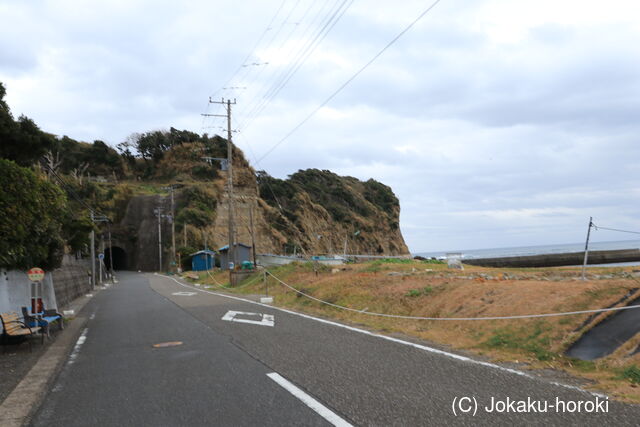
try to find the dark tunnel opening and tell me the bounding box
[104,246,128,270]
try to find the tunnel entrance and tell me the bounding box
[104,246,128,270]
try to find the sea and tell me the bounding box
[414,239,640,263]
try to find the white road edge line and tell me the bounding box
[68,328,88,365]
[267,372,352,427]
[159,274,606,398]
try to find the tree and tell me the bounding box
[0,159,68,270]
[0,82,53,166]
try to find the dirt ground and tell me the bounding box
[0,334,53,403]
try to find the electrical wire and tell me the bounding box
[256,0,443,163]
[238,0,353,129]
[593,225,640,235]
[41,163,110,220]
[234,0,325,123]
[202,0,288,131]
[234,0,303,103]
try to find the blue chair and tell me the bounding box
[21,307,63,338]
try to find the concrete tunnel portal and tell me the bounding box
[104,246,128,270]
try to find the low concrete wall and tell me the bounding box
[463,249,640,268]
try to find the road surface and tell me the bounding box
[31,271,640,426]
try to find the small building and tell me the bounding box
[191,250,216,271]
[218,243,252,270]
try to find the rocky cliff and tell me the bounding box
[100,142,409,270]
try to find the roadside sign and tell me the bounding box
[27,267,45,282]
[98,253,105,260]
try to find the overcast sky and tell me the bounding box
[2,0,639,253]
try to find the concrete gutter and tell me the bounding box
[0,292,96,426]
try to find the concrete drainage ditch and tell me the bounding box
[565,296,640,360]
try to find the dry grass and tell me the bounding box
[186,261,640,402]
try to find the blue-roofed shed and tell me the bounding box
[191,250,216,271]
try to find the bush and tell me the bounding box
[621,365,640,384]
[483,323,555,361]
[405,287,433,297]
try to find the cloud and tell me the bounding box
[1,0,639,253]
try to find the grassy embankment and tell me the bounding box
[184,259,640,401]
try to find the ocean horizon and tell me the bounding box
[413,239,640,260]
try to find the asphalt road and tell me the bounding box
[31,271,640,426]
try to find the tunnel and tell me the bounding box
[104,246,128,270]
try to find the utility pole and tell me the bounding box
[343,233,348,257]
[183,223,187,247]
[581,217,593,281]
[163,186,177,271]
[249,206,257,267]
[90,212,109,288]
[203,97,237,285]
[171,188,176,270]
[90,212,96,290]
[108,222,114,281]
[99,234,105,284]
[155,207,163,272]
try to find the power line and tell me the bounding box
[237,0,353,129]
[202,0,288,131]
[208,0,288,101]
[256,0,443,163]
[234,0,322,122]
[42,163,109,220]
[593,224,640,235]
[237,1,302,89]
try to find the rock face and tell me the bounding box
[110,145,409,270]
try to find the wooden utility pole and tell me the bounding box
[581,217,593,281]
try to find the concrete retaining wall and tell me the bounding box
[463,249,640,268]
[51,256,92,309]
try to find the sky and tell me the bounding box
[1,0,639,253]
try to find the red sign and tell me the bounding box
[27,267,45,282]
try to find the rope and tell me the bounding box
[265,271,640,321]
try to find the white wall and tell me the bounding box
[0,269,58,317]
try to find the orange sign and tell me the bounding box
[27,267,45,282]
